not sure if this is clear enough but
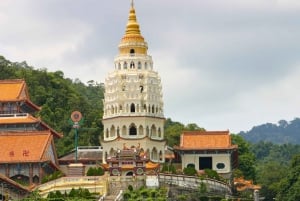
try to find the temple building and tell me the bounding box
[174,131,238,179]
[0,79,62,190]
[101,1,166,174]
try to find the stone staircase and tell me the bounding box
[103,181,123,201]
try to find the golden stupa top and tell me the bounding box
[125,0,141,35]
[119,0,148,55]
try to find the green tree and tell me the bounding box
[231,134,256,180]
[256,161,286,201]
[164,118,185,147]
[276,154,300,201]
[183,166,197,176]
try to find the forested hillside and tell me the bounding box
[239,118,300,144]
[0,55,104,156]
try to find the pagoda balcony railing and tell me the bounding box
[0,113,28,117]
[103,112,164,119]
[114,54,152,60]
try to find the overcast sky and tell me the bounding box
[1,0,300,133]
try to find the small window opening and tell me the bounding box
[130,103,135,113]
[130,61,135,69]
[129,124,137,135]
[130,49,135,55]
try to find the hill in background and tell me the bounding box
[239,118,300,144]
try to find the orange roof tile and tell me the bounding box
[176,130,237,150]
[234,177,261,191]
[0,79,27,101]
[0,131,53,163]
[0,79,41,111]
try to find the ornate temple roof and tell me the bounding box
[0,79,40,111]
[234,177,261,191]
[174,130,238,150]
[0,131,55,163]
[0,79,27,101]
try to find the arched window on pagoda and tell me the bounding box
[129,123,137,135]
[151,124,156,137]
[146,149,150,158]
[159,150,163,161]
[139,125,144,135]
[106,129,109,138]
[111,106,114,114]
[146,126,150,136]
[130,61,135,69]
[130,49,135,56]
[130,103,135,113]
[122,125,127,136]
[151,147,158,161]
[110,125,116,137]
[117,127,120,137]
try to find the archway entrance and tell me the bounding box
[126,171,134,176]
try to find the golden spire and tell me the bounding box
[125,0,141,35]
[119,0,148,55]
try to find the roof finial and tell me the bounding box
[131,0,134,8]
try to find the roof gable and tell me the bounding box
[0,131,52,163]
[0,79,40,112]
[0,79,28,101]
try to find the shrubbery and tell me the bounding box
[46,188,95,201]
[123,186,167,201]
[42,171,64,184]
[183,166,197,176]
[86,167,104,176]
[161,163,176,174]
